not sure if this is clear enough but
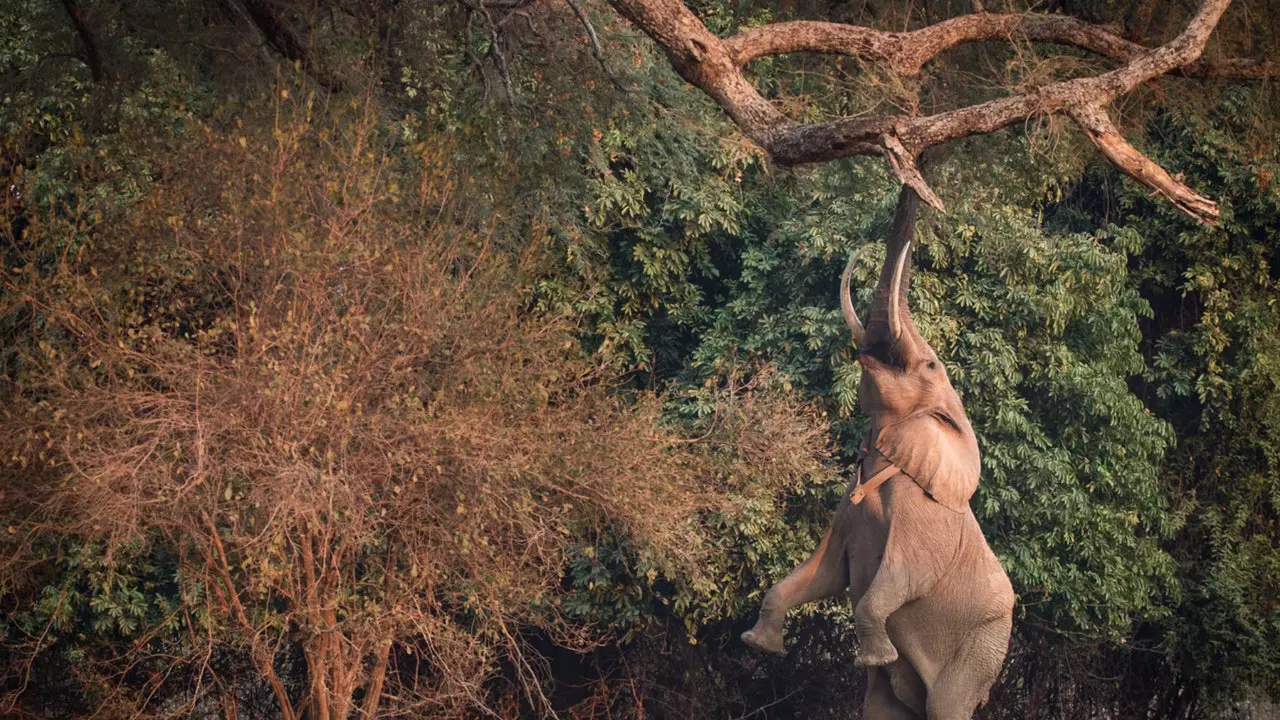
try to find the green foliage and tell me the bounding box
[576,133,1178,637]
[1099,87,1280,708]
[926,188,1176,638]
[2,0,1279,716]
[12,541,177,641]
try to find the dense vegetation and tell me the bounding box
[1,0,1277,717]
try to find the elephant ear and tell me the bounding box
[874,410,981,512]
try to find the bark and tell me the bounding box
[236,0,345,92]
[608,0,794,145]
[1070,104,1218,221]
[605,0,1274,223]
[58,0,105,82]
[723,12,1274,78]
[359,549,396,719]
[360,638,392,719]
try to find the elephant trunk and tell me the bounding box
[866,187,920,356]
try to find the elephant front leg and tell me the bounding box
[854,557,915,667]
[742,527,848,655]
[854,482,958,668]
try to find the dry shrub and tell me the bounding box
[0,91,831,718]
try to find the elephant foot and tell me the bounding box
[855,634,899,668]
[741,625,786,655]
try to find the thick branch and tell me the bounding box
[608,0,795,144]
[1070,105,1218,221]
[726,15,1140,75]
[768,0,1231,158]
[723,12,1275,79]
[881,135,944,211]
[608,0,1237,221]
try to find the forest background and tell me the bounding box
[0,0,1278,717]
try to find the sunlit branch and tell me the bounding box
[606,0,1262,223]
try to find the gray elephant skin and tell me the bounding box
[741,188,1015,720]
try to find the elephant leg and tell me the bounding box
[741,525,848,654]
[853,554,914,667]
[855,483,958,668]
[924,616,1012,720]
[864,667,924,720]
[887,661,927,717]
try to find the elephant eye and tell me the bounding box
[932,411,962,432]
[926,360,939,370]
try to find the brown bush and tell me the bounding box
[0,91,831,718]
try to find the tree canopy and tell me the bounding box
[1,0,1278,717]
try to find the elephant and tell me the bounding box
[741,188,1015,719]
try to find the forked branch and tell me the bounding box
[606,0,1270,223]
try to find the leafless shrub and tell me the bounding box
[0,90,831,718]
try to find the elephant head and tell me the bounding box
[841,188,981,511]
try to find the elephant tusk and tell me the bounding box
[841,253,868,348]
[888,241,911,342]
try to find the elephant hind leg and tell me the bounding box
[865,667,925,720]
[741,526,848,654]
[888,661,927,717]
[924,615,1012,720]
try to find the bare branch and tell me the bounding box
[484,7,517,104]
[1069,104,1219,222]
[881,134,944,211]
[461,0,517,103]
[202,511,298,720]
[607,0,794,145]
[723,11,1276,78]
[771,0,1234,159]
[724,15,1136,74]
[607,0,1245,221]
[564,0,643,92]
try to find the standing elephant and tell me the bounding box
[741,188,1014,719]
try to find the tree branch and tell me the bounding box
[564,0,643,92]
[607,0,1245,222]
[1069,104,1218,221]
[607,0,794,145]
[235,0,345,92]
[881,134,944,211]
[723,12,1275,79]
[58,0,105,83]
[724,15,1142,75]
[201,511,297,720]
